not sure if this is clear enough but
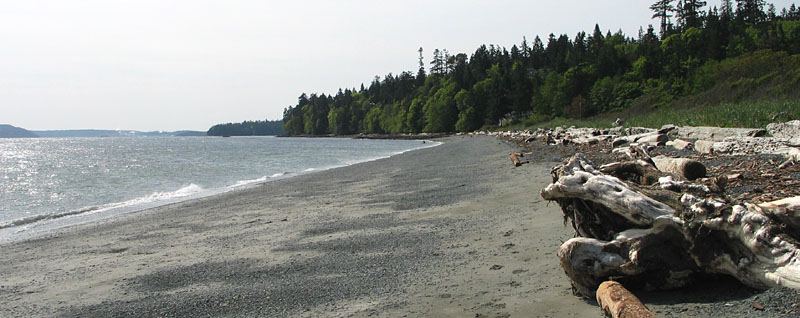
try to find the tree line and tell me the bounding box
[207,120,284,136]
[283,0,800,136]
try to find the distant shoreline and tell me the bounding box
[276,133,450,140]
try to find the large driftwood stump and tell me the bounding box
[542,153,800,298]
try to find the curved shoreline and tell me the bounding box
[0,140,443,245]
[0,136,601,317]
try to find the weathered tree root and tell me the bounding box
[542,153,800,298]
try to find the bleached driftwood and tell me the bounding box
[671,126,766,141]
[695,137,800,161]
[612,132,668,148]
[666,139,692,151]
[651,156,707,180]
[542,154,800,298]
[596,281,655,318]
[767,120,800,139]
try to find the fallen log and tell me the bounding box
[596,281,655,318]
[651,156,707,180]
[666,139,692,151]
[542,153,800,298]
[612,133,668,148]
[671,126,767,141]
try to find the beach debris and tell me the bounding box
[767,120,800,139]
[509,152,530,167]
[780,159,795,169]
[727,173,743,181]
[670,126,767,141]
[490,264,504,270]
[596,281,655,318]
[666,138,692,151]
[651,156,707,180]
[542,153,800,298]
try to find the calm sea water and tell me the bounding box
[0,137,437,240]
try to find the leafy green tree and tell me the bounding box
[364,107,384,134]
[423,80,458,132]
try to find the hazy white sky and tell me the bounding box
[0,0,795,131]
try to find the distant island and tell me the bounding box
[206,120,284,136]
[0,124,206,138]
[0,124,38,138]
[34,130,207,138]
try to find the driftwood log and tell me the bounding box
[596,281,655,318]
[651,156,707,180]
[542,153,800,298]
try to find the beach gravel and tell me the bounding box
[0,136,796,317]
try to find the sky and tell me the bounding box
[0,0,795,131]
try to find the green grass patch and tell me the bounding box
[523,99,800,129]
[625,100,800,128]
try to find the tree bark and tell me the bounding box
[596,281,655,318]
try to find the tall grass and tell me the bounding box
[524,100,799,129]
[625,100,800,128]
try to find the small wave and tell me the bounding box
[303,168,316,172]
[270,172,288,178]
[228,176,268,188]
[0,184,204,230]
[0,206,101,230]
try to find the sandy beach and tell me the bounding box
[4,135,792,318]
[0,136,602,317]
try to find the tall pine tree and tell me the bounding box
[651,0,676,36]
[677,0,707,28]
[737,0,766,23]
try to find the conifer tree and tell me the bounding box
[737,0,766,23]
[721,0,735,18]
[651,0,676,36]
[677,0,707,28]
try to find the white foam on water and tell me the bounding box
[0,184,206,231]
[0,139,443,243]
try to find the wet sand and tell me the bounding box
[0,136,599,317]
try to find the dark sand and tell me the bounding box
[1,136,599,317]
[2,136,788,317]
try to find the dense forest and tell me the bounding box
[283,1,800,136]
[207,120,284,136]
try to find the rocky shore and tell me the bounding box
[481,121,800,317]
[3,132,799,317]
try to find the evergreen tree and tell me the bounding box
[416,47,427,86]
[651,0,676,36]
[430,49,445,75]
[677,0,707,28]
[737,0,766,23]
[721,0,735,17]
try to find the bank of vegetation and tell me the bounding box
[207,120,284,136]
[281,1,800,136]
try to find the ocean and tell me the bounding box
[0,136,438,241]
